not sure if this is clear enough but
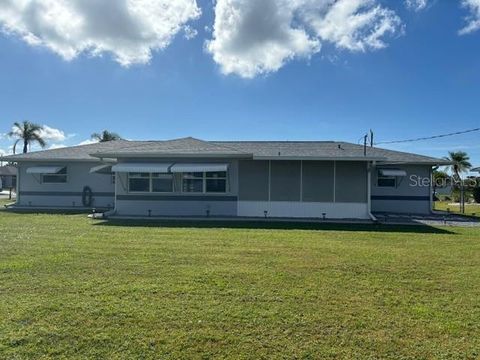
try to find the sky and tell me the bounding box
[0,0,479,171]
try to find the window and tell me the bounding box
[129,173,150,192]
[182,171,227,193]
[42,167,67,183]
[206,171,227,193]
[152,173,173,192]
[377,174,396,187]
[128,173,173,193]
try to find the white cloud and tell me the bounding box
[48,143,67,150]
[183,25,198,40]
[304,0,403,52]
[206,0,402,78]
[0,0,201,66]
[38,125,67,142]
[459,0,480,34]
[405,0,428,11]
[77,139,98,146]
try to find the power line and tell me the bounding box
[375,127,480,145]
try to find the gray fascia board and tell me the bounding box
[377,160,452,166]
[252,156,386,161]
[2,158,105,163]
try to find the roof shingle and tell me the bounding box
[0,137,448,164]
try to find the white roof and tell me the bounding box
[112,163,172,173]
[169,163,228,173]
[26,166,64,174]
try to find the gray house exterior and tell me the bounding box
[2,137,449,219]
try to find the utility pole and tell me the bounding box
[370,130,374,147]
[363,134,368,156]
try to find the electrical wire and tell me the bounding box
[375,127,480,145]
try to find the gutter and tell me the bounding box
[367,162,378,222]
[253,156,386,161]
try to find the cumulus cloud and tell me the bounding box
[0,0,201,66]
[459,0,480,34]
[38,125,67,142]
[205,0,321,78]
[304,0,403,52]
[206,0,402,78]
[405,0,428,11]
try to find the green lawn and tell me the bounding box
[0,211,479,359]
[434,201,480,218]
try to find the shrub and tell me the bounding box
[473,187,480,204]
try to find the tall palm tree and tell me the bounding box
[444,151,472,180]
[91,130,122,142]
[443,151,472,213]
[8,121,46,154]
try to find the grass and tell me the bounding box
[0,198,15,207]
[0,211,479,359]
[434,200,480,218]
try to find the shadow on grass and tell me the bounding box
[92,219,454,234]
[2,207,107,215]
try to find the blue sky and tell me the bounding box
[0,0,479,169]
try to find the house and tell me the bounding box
[0,137,449,219]
[0,165,17,191]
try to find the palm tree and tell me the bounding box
[8,121,46,154]
[444,151,472,180]
[432,169,449,198]
[443,151,472,213]
[91,130,122,142]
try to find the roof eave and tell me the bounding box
[1,157,104,163]
[377,160,453,166]
[253,156,386,161]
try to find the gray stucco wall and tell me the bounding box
[17,162,115,208]
[371,164,432,214]
[114,158,239,216]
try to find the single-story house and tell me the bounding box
[1,137,450,219]
[0,165,17,190]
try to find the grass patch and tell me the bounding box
[434,201,480,218]
[0,211,479,359]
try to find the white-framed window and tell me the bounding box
[42,167,67,184]
[182,171,227,193]
[377,173,396,187]
[128,173,173,193]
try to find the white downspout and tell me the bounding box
[103,172,120,218]
[97,171,118,219]
[367,162,377,221]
